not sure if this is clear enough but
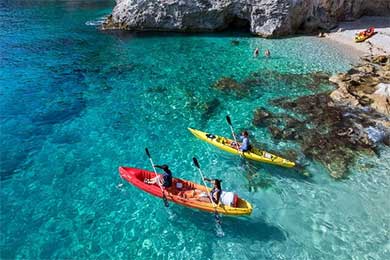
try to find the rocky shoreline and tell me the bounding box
[257,55,389,178]
[208,55,389,179]
[102,0,390,37]
[330,55,390,116]
[102,1,390,178]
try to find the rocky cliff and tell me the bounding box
[103,0,390,37]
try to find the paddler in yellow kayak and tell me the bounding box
[230,130,251,152]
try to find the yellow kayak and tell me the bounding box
[188,128,295,168]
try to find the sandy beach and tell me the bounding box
[324,16,390,57]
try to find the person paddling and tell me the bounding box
[230,130,251,152]
[239,131,251,152]
[144,164,172,188]
[196,178,222,204]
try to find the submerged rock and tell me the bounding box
[268,125,283,139]
[231,40,240,46]
[252,107,273,127]
[201,98,221,122]
[212,77,249,98]
[372,55,388,64]
[268,78,390,178]
[103,1,390,37]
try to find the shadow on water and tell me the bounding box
[4,0,114,10]
[171,206,287,242]
[102,29,254,41]
[227,158,312,183]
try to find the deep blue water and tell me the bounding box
[1,1,389,259]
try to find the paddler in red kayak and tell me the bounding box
[184,178,238,207]
[185,178,222,204]
[144,164,173,188]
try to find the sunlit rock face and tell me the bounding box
[103,0,390,37]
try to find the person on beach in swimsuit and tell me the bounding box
[253,48,259,58]
[265,49,270,57]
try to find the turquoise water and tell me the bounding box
[1,1,389,259]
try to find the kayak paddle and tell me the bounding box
[226,115,242,155]
[192,157,221,225]
[145,148,169,207]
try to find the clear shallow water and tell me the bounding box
[1,1,389,259]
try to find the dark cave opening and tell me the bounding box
[223,16,251,32]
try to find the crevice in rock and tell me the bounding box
[223,16,251,32]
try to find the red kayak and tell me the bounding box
[119,167,253,216]
[355,27,376,42]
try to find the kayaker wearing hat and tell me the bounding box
[144,164,172,188]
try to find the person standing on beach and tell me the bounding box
[265,49,270,57]
[253,48,259,58]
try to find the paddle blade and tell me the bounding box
[226,115,232,126]
[193,157,200,168]
[215,212,221,224]
[145,148,151,158]
[163,196,169,207]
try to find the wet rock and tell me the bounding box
[330,55,390,116]
[271,86,389,179]
[383,134,390,146]
[326,152,352,179]
[361,85,377,95]
[331,73,350,82]
[311,71,330,84]
[365,126,387,145]
[213,77,242,90]
[282,128,300,140]
[147,86,168,93]
[268,125,283,139]
[231,40,240,46]
[358,95,373,106]
[105,0,390,37]
[349,79,360,87]
[212,77,248,98]
[356,63,376,74]
[242,75,263,87]
[227,55,389,179]
[201,98,221,122]
[284,116,302,128]
[372,55,388,64]
[347,68,360,75]
[281,150,298,162]
[252,107,272,127]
